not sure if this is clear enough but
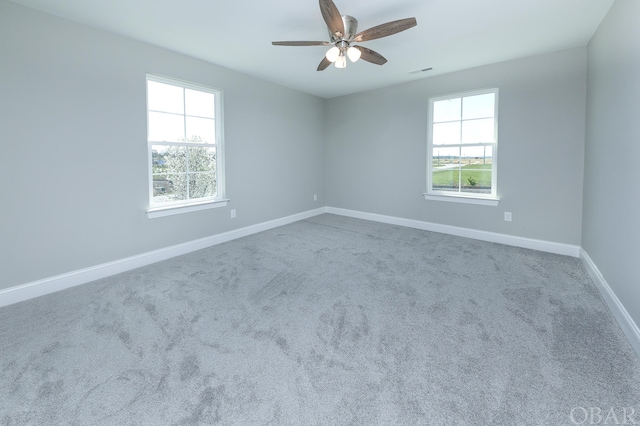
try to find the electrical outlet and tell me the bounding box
[230,209,236,219]
[313,194,317,201]
[504,212,512,222]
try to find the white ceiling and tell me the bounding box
[10,0,614,99]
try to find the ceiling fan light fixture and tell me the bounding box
[347,46,361,63]
[335,54,347,69]
[325,46,340,63]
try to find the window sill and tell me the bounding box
[147,199,229,219]
[423,193,500,206]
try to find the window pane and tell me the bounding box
[148,112,185,142]
[461,118,494,144]
[147,80,184,114]
[459,145,493,164]
[152,146,168,174]
[152,174,185,201]
[188,147,216,172]
[158,174,187,203]
[485,145,493,164]
[186,117,215,143]
[152,144,186,171]
[153,173,187,203]
[152,175,172,198]
[151,146,188,202]
[433,122,461,145]
[432,168,460,192]
[462,93,494,120]
[460,170,491,194]
[432,147,460,192]
[188,172,217,199]
[185,89,215,119]
[433,98,461,123]
[432,146,460,166]
[461,146,491,194]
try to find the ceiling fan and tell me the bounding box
[272,0,417,71]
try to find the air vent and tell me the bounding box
[410,67,432,74]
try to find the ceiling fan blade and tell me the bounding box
[354,46,387,65]
[317,56,332,71]
[319,0,345,37]
[353,18,417,42]
[272,41,331,46]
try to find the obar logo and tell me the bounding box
[570,407,637,425]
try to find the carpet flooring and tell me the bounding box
[1,214,639,425]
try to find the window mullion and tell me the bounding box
[458,98,463,193]
[183,88,190,200]
[457,146,462,192]
[150,141,214,147]
[215,94,221,199]
[148,110,184,117]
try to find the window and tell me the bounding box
[425,89,499,205]
[146,75,226,217]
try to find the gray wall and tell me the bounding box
[325,48,587,245]
[583,0,640,325]
[0,1,325,289]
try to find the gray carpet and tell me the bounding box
[1,214,639,425]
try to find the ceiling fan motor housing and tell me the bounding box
[331,15,358,42]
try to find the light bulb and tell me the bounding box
[347,46,361,63]
[335,55,347,69]
[325,46,340,63]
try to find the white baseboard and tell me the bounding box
[580,249,640,357]
[0,208,326,308]
[326,207,581,257]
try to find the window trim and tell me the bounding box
[426,88,499,205]
[147,198,229,219]
[145,74,226,217]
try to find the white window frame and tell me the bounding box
[146,75,227,218]
[424,88,500,206]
